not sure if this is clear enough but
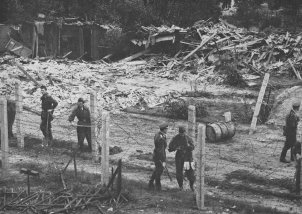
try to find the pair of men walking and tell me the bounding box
[39,86,91,151]
[149,123,195,191]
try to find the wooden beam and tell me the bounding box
[183,33,217,62]
[0,98,9,169]
[15,83,24,148]
[288,59,302,80]
[101,111,110,186]
[119,49,150,63]
[79,27,84,57]
[196,124,206,210]
[90,91,99,162]
[14,62,40,86]
[249,73,270,134]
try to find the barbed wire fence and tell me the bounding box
[0,83,107,188]
[1,82,302,211]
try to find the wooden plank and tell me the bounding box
[101,111,110,186]
[183,33,217,61]
[249,73,270,134]
[196,124,206,210]
[188,105,196,160]
[15,83,24,148]
[79,27,84,57]
[90,91,99,162]
[0,98,9,169]
[288,59,302,80]
[119,49,150,63]
[14,62,40,86]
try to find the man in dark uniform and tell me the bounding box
[68,98,92,152]
[40,85,58,146]
[168,126,195,191]
[280,101,300,163]
[148,123,168,191]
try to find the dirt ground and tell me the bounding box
[1,110,302,214]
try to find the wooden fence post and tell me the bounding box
[0,98,9,169]
[249,73,270,134]
[196,124,206,210]
[90,91,99,162]
[188,105,196,139]
[15,83,24,148]
[188,105,196,158]
[101,111,110,186]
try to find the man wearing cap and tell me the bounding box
[40,85,58,146]
[148,123,168,191]
[68,98,92,152]
[280,100,300,163]
[168,126,195,191]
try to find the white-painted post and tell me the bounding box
[101,111,110,186]
[188,105,196,139]
[196,124,206,210]
[188,105,196,158]
[249,73,270,134]
[15,83,24,148]
[0,99,9,169]
[223,112,232,122]
[90,91,99,162]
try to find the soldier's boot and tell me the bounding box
[148,180,155,190]
[189,181,194,192]
[155,180,161,191]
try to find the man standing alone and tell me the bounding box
[68,98,92,152]
[280,101,300,163]
[168,126,195,191]
[149,123,169,191]
[40,85,58,146]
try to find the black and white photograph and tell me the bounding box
[0,0,302,213]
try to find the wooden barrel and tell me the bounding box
[206,122,236,142]
[225,122,236,138]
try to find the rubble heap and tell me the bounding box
[1,19,302,118]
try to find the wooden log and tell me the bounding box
[101,111,110,186]
[119,49,150,63]
[14,62,40,86]
[249,73,270,134]
[288,59,302,80]
[90,91,99,162]
[73,151,77,178]
[0,98,9,169]
[117,159,122,195]
[196,124,206,210]
[183,33,217,61]
[15,83,24,148]
[188,105,196,159]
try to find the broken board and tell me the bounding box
[249,73,270,134]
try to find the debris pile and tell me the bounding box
[1,19,302,118]
[0,186,128,213]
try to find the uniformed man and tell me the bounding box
[40,85,58,146]
[280,101,300,163]
[168,126,195,191]
[68,98,92,152]
[148,123,168,191]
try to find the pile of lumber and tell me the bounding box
[0,186,127,213]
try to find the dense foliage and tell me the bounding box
[0,0,221,28]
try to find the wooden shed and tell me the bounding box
[20,20,108,60]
